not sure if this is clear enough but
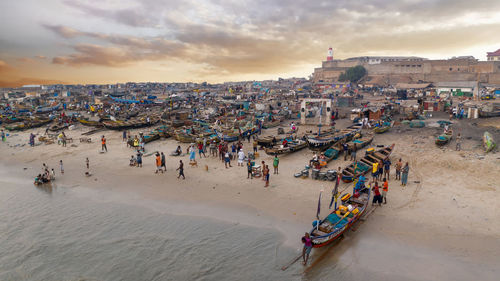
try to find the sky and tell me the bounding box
[0,0,499,87]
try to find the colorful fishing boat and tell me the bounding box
[483,132,496,152]
[341,144,395,183]
[309,186,371,248]
[78,118,102,127]
[435,129,453,146]
[4,118,52,131]
[264,139,307,155]
[373,125,390,134]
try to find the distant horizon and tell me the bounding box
[1,0,499,87]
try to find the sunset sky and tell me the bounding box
[1,0,499,87]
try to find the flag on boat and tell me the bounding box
[316,191,322,219]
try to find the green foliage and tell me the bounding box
[338,65,367,83]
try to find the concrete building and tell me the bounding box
[487,49,500,61]
[312,49,500,87]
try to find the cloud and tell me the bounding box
[42,24,85,38]
[0,60,14,72]
[17,57,35,63]
[28,0,500,82]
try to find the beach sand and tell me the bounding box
[1,114,500,279]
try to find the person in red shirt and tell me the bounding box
[198,142,206,158]
[382,178,389,204]
[372,181,383,206]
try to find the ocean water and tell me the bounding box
[0,178,301,281]
[1,166,499,281]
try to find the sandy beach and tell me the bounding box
[1,112,500,279]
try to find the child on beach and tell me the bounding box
[59,160,64,174]
[86,158,89,169]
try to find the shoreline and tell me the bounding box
[1,116,500,279]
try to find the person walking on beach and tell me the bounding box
[224,151,232,168]
[401,162,410,186]
[456,133,462,151]
[273,155,279,174]
[302,232,313,265]
[85,157,89,170]
[253,139,258,154]
[155,153,163,174]
[247,159,253,179]
[161,152,166,171]
[122,130,127,142]
[263,165,270,187]
[382,178,389,204]
[237,149,245,167]
[136,151,143,168]
[176,160,185,179]
[29,133,35,147]
[383,158,391,180]
[60,160,64,174]
[101,135,107,152]
[372,181,383,206]
[395,158,402,180]
[1,129,5,142]
[189,145,196,163]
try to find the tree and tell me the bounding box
[338,65,367,83]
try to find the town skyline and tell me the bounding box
[1,0,499,87]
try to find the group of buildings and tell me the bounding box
[312,48,500,98]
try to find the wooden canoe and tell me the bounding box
[341,144,395,183]
[310,187,371,248]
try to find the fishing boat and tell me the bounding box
[35,103,61,114]
[346,134,373,151]
[435,129,453,146]
[78,118,102,127]
[257,135,285,147]
[4,118,52,131]
[128,131,161,147]
[262,118,281,129]
[341,144,395,183]
[373,125,390,134]
[48,123,69,132]
[483,132,496,153]
[309,186,371,247]
[264,139,307,155]
[154,125,172,138]
[102,116,159,130]
[478,110,500,118]
[307,126,361,151]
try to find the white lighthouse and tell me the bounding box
[326,47,333,61]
